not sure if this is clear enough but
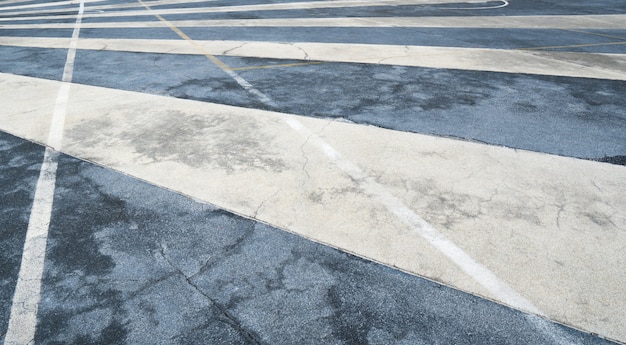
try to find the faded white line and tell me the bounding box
[137,0,278,109]
[446,0,508,10]
[281,117,542,314]
[3,1,83,344]
[281,117,585,345]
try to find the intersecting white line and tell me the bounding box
[3,1,83,344]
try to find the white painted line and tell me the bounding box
[137,2,278,109]
[0,0,505,20]
[3,148,59,345]
[226,69,277,108]
[3,1,83,344]
[282,117,583,344]
[281,117,542,315]
[447,0,508,10]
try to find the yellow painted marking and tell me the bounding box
[561,28,626,41]
[517,41,626,51]
[230,61,324,71]
[139,0,322,73]
[138,0,232,71]
[518,28,626,51]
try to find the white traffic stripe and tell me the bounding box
[3,148,59,345]
[282,116,543,315]
[282,117,588,345]
[3,1,83,344]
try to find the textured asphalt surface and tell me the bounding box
[1,0,625,344]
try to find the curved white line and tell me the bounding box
[446,0,509,10]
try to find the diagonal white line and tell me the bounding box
[281,117,581,345]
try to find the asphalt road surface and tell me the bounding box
[1,0,625,344]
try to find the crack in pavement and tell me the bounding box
[156,242,262,345]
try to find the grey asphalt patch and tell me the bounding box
[0,29,74,37]
[0,11,78,18]
[181,27,626,53]
[70,49,264,106]
[0,132,45,343]
[79,27,181,40]
[236,60,626,161]
[80,15,163,23]
[0,46,68,81]
[10,135,612,344]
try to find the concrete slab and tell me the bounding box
[2,37,625,80]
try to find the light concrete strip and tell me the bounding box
[164,14,626,29]
[3,14,626,29]
[0,73,624,343]
[1,37,625,80]
[97,13,625,30]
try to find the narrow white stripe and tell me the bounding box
[285,119,580,344]
[226,70,277,108]
[3,1,83,344]
[284,116,543,315]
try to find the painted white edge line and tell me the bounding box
[3,1,83,344]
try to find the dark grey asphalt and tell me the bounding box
[0,131,618,344]
[0,133,44,343]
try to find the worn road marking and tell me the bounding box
[281,117,543,314]
[138,0,277,107]
[518,41,626,51]
[281,117,583,345]
[3,1,83,344]
[229,61,324,71]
